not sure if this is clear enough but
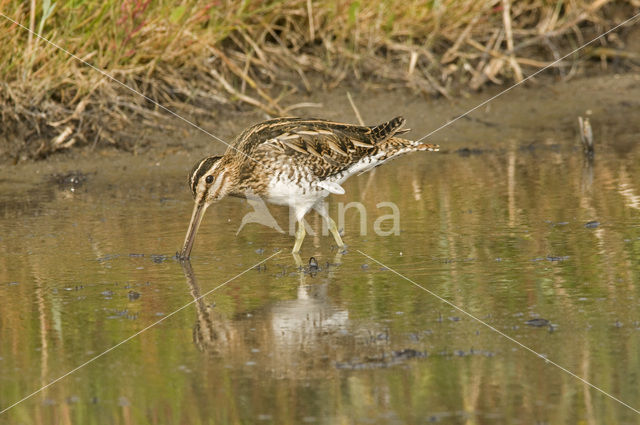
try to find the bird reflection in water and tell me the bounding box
[179,253,385,374]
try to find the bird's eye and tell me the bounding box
[205,175,213,184]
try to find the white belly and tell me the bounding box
[265,172,330,220]
[262,154,386,217]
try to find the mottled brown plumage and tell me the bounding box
[180,116,438,259]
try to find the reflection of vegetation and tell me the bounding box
[1,0,636,160]
[1,143,639,423]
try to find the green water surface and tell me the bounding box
[1,115,639,425]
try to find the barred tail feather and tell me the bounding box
[412,142,439,152]
[352,137,439,176]
[370,116,406,142]
[383,137,439,154]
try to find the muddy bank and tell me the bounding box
[4,72,639,169]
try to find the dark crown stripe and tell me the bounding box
[190,156,221,195]
[189,157,209,194]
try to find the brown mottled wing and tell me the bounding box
[233,117,408,178]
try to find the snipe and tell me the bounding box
[179,116,438,259]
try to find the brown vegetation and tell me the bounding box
[0,0,638,162]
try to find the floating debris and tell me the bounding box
[392,349,427,360]
[546,256,569,262]
[585,220,600,228]
[150,254,167,263]
[456,147,484,156]
[97,254,119,262]
[334,347,499,370]
[525,318,550,327]
[127,290,141,301]
[308,257,319,270]
[335,349,427,370]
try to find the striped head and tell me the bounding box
[180,155,231,259]
[188,155,227,200]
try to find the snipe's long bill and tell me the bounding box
[178,116,438,260]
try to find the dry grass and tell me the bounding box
[0,0,638,161]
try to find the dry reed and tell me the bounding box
[0,0,638,162]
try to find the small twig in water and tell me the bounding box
[578,116,594,156]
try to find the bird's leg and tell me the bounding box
[292,252,304,268]
[332,249,344,266]
[292,220,306,253]
[326,216,345,249]
[313,202,345,250]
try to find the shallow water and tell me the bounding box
[2,80,640,424]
